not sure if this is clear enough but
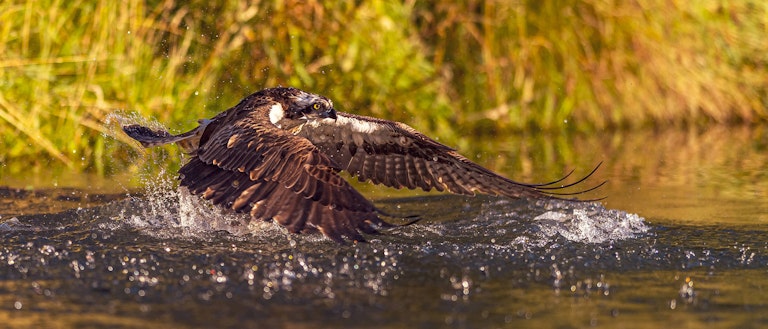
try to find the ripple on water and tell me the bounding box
[3,176,768,328]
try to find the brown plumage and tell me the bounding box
[122,87,602,243]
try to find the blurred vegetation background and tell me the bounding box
[1,0,766,178]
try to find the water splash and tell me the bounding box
[0,217,26,231]
[103,111,296,243]
[532,201,648,244]
[104,111,171,134]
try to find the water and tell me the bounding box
[1,126,767,328]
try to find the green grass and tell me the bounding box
[1,0,766,178]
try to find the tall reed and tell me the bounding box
[1,0,765,177]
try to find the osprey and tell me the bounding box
[122,87,601,243]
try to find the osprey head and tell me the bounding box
[284,89,337,121]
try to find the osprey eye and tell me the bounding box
[312,103,321,110]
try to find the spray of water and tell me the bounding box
[103,112,273,238]
[532,201,648,244]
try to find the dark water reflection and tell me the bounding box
[1,126,767,328]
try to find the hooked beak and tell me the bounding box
[318,108,337,120]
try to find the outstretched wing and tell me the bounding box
[299,113,600,199]
[180,106,392,243]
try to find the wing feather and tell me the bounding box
[299,112,597,199]
[392,155,408,189]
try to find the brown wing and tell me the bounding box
[180,105,391,243]
[299,113,597,199]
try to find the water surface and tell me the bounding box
[1,126,766,328]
